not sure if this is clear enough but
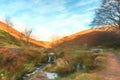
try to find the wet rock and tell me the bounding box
[42,64,52,71]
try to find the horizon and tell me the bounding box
[0,0,100,41]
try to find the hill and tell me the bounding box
[51,28,120,49]
[0,29,23,47]
[0,22,49,80]
[0,21,50,48]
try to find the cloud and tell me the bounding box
[76,0,97,7]
[2,0,73,19]
[86,6,99,12]
[32,27,54,41]
[0,0,100,41]
[76,1,92,7]
[0,12,93,41]
[0,14,5,21]
[30,13,91,41]
[11,19,27,32]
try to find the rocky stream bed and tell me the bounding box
[21,63,58,80]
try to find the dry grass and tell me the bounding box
[0,47,47,80]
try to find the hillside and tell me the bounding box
[51,28,120,49]
[0,29,22,47]
[1,20,119,49]
[0,21,50,48]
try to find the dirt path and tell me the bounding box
[97,52,120,80]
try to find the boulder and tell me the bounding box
[56,58,69,68]
[42,64,52,71]
[42,58,75,75]
[94,56,106,68]
[90,48,103,53]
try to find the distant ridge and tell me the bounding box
[0,21,50,48]
[51,28,104,45]
[1,20,119,48]
[51,27,120,48]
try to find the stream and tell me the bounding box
[21,63,58,80]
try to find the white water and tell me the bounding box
[22,64,58,80]
[45,72,58,79]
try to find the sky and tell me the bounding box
[0,0,100,41]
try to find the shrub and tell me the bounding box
[71,52,95,72]
[23,63,35,73]
[0,47,46,80]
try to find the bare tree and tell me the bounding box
[22,28,32,46]
[90,0,120,31]
[4,16,13,28]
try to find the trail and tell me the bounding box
[97,52,120,80]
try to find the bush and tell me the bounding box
[71,52,95,72]
[23,63,35,73]
[0,47,47,80]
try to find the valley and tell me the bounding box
[0,21,120,80]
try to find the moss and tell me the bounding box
[54,77,61,80]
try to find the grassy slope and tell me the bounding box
[0,21,50,48]
[0,29,40,49]
[52,30,120,50]
[0,29,22,47]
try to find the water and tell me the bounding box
[22,63,58,80]
[45,72,58,79]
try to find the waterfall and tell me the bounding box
[76,63,82,71]
[48,55,52,63]
[48,52,56,63]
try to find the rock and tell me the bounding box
[42,64,52,71]
[24,72,50,80]
[90,48,103,53]
[42,58,69,72]
[56,58,69,68]
[42,58,74,75]
[94,56,106,67]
